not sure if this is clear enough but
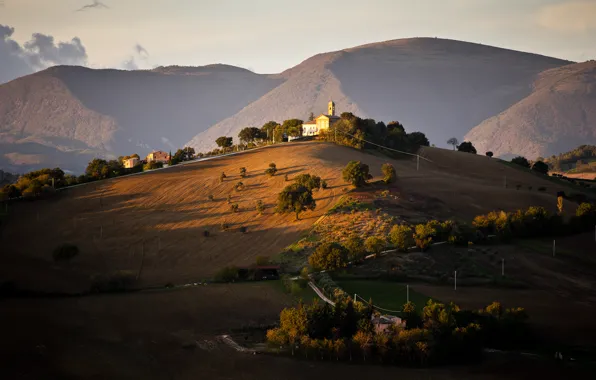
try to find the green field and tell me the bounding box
[266,279,320,304]
[335,280,433,312]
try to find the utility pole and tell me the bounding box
[454,270,457,290]
[406,285,410,303]
[501,258,505,277]
[417,155,420,171]
[553,240,556,257]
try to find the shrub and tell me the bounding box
[235,182,244,191]
[215,266,239,282]
[448,223,475,246]
[389,225,414,252]
[143,161,163,171]
[531,161,549,175]
[576,202,596,230]
[486,152,494,157]
[344,235,365,262]
[52,244,79,262]
[208,194,214,201]
[321,180,328,189]
[414,224,436,251]
[240,226,247,233]
[511,156,530,168]
[227,194,232,203]
[308,242,349,271]
[256,256,270,266]
[221,221,229,231]
[203,230,210,237]
[364,236,386,256]
[240,167,247,177]
[284,174,289,181]
[265,163,278,177]
[230,203,239,212]
[256,200,265,214]
[220,172,227,183]
[342,161,370,187]
[381,163,397,184]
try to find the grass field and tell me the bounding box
[335,280,432,312]
[265,279,320,304]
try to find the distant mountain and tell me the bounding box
[464,61,596,159]
[0,65,282,172]
[0,38,574,173]
[188,38,570,152]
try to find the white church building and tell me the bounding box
[302,101,341,136]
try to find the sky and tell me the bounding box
[1,0,596,83]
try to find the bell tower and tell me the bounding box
[328,100,336,116]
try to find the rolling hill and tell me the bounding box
[0,65,282,173]
[0,38,571,173]
[464,61,596,159]
[188,38,570,152]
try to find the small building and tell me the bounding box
[371,315,405,333]
[146,151,170,163]
[123,157,139,169]
[301,100,341,136]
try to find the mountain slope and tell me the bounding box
[0,65,282,172]
[189,38,571,151]
[464,61,596,159]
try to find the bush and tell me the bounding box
[235,182,244,191]
[221,221,229,231]
[414,224,436,251]
[486,152,493,157]
[531,161,549,175]
[364,236,385,256]
[389,224,415,251]
[203,230,210,237]
[576,202,596,230]
[511,156,530,168]
[208,194,215,201]
[215,266,239,282]
[321,180,328,189]
[240,167,247,177]
[342,161,370,187]
[220,172,227,182]
[230,203,239,212]
[240,226,248,233]
[143,161,163,171]
[294,174,322,191]
[265,163,278,177]
[344,235,365,262]
[52,244,79,262]
[308,242,349,271]
[276,184,316,220]
[381,163,397,184]
[448,223,476,246]
[256,200,265,214]
[457,141,477,154]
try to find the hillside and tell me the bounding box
[189,38,570,152]
[464,61,596,159]
[0,141,581,294]
[0,65,282,173]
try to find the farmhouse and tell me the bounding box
[122,157,139,168]
[146,151,170,163]
[302,101,341,136]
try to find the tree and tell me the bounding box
[215,136,233,148]
[352,330,373,361]
[414,224,435,251]
[256,200,265,215]
[344,235,365,262]
[294,174,321,191]
[381,163,396,184]
[276,183,316,220]
[511,156,530,168]
[387,121,406,134]
[342,161,370,187]
[220,172,227,183]
[308,112,315,121]
[265,162,278,177]
[531,160,549,175]
[407,132,430,147]
[168,150,173,165]
[364,236,385,257]
[447,137,459,150]
[308,242,349,271]
[238,127,263,144]
[457,141,477,154]
[143,161,163,171]
[273,125,284,143]
[283,119,304,138]
[486,151,494,158]
[240,167,247,177]
[389,224,414,252]
[85,158,111,179]
[261,121,278,141]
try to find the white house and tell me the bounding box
[301,101,341,137]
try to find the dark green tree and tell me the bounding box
[381,163,396,184]
[511,156,531,168]
[457,141,477,154]
[407,132,430,147]
[308,242,349,271]
[276,183,316,220]
[447,137,459,150]
[238,127,263,144]
[342,161,370,187]
[531,160,549,175]
[486,151,494,158]
[260,121,279,141]
[215,136,233,148]
[294,174,322,191]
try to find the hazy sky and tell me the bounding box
[1,0,596,79]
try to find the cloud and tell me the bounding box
[76,1,109,12]
[0,24,88,84]
[536,1,596,33]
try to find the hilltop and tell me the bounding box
[0,38,571,173]
[465,61,596,159]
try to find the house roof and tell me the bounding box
[303,120,317,125]
[316,114,340,120]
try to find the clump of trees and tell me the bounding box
[215,266,239,282]
[266,163,278,177]
[171,147,196,164]
[511,156,530,168]
[389,225,414,252]
[266,297,531,366]
[276,183,316,220]
[381,163,396,184]
[143,161,163,171]
[531,161,549,175]
[457,141,477,154]
[364,236,385,256]
[308,242,349,271]
[294,174,322,191]
[216,136,234,150]
[342,161,370,187]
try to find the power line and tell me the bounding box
[354,294,402,314]
[333,126,434,162]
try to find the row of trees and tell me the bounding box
[266,297,530,366]
[306,201,596,272]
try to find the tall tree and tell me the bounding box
[457,141,477,154]
[215,136,233,148]
[447,137,459,150]
[342,161,370,187]
[276,183,316,220]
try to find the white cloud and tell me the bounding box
[536,1,596,33]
